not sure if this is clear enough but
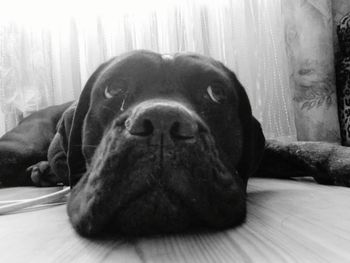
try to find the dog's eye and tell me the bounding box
[104,80,127,99]
[206,84,226,103]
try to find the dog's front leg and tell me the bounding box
[256,140,350,187]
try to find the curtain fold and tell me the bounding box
[283,0,340,142]
[1,0,336,143]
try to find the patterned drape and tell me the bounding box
[0,0,341,143]
[283,0,340,142]
[333,0,350,145]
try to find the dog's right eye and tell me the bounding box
[104,80,127,99]
[104,86,117,99]
[206,83,226,104]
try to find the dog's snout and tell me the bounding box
[125,100,198,142]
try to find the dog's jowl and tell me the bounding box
[0,50,266,236]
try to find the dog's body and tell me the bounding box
[0,51,349,236]
[0,102,72,186]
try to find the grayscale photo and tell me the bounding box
[0,0,349,262]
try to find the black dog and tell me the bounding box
[0,50,349,237]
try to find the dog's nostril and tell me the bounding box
[170,121,195,140]
[141,119,154,136]
[127,118,154,136]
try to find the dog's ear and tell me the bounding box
[228,71,265,188]
[57,103,77,153]
[67,59,113,186]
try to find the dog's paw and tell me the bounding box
[327,151,350,187]
[334,174,350,187]
[26,161,60,187]
[313,146,350,187]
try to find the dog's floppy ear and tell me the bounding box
[57,102,77,153]
[67,59,113,186]
[228,71,265,188]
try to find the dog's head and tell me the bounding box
[65,50,265,236]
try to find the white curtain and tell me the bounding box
[0,0,297,140]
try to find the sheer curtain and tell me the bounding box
[1,0,298,140]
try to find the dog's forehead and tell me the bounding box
[174,54,232,83]
[95,51,233,90]
[96,52,161,83]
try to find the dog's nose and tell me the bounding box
[125,100,198,142]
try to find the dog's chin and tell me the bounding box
[110,185,193,236]
[68,132,246,237]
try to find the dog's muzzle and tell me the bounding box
[68,99,245,237]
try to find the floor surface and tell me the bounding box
[0,178,349,263]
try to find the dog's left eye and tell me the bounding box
[104,80,127,99]
[206,84,226,103]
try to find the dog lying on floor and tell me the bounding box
[0,50,349,237]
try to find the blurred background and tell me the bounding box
[0,0,348,143]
